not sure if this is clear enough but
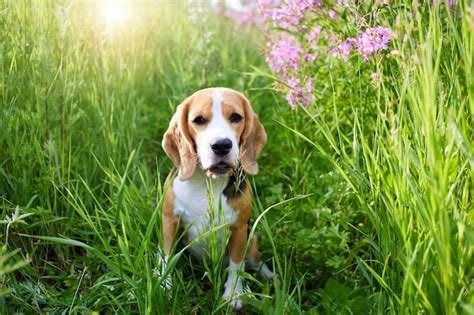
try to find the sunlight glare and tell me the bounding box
[100,0,129,29]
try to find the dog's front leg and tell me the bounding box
[223,223,247,310]
[159,189,177,290]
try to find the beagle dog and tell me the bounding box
[161,87,273,309]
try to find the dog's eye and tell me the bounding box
[230,113,242,123]
[193,116,207,125]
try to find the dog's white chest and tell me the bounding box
[172,172,238,257]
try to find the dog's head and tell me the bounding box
[162,88,266,180]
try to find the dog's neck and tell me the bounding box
[180,167,247,200]
[185,168,229,195]
[223,169,247,200]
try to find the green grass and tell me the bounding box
[1,0,473,314]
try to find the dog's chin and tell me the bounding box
[204,162,235,178]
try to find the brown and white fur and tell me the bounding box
[161,87,273,310]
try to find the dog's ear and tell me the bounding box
[162,97,197,181]
[239,95,267,175]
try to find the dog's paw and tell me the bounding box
[248,260,274,280]
[223,291,243,311]
[259,262,274,280]
[152,267,172,290]
[223,277,249,311]
[155,254,172,291]
[162,274,173,290]
[230,298,243,311]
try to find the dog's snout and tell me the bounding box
[211,138,232,156]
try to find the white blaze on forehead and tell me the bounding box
[209,89,235,141]
[211,89,227,129]
[208,89,229,133]
[211,89,224,121]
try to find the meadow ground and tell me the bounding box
[1,1,473,314]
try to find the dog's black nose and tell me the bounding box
[211,138,232,156]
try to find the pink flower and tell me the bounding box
[357,27,392,62]
[333,37,356,61]
[271,0,323,30]
[287,76,300,88]
[257,0,275,22]
[338,42,352,61]
[328,9,337,20]
[224,10,261,26]
[257,0,273,6]
[305,25,321,43]
[331,29,391,62]
[214,4,224,15]
[304,53,316,61]
[216,1,267,26]
[284,76,315,108]
[266,36,301,72]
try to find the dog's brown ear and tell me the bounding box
[239,96,267,175]
[162,97,197,181]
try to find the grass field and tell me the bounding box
[1,0,473,314]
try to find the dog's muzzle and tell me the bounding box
[204,138,236,176]
[208,161,233,175]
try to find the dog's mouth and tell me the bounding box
[206,161,234,176]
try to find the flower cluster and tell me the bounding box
[285,77,315,108]
[357,27,392,62]
[257,0,394,108]
[270,0,324,31]
[265,35,316,108]
[266,36,300,72]
[214,2,264,26]
[331,27,391,62]
[215,1,395,108]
